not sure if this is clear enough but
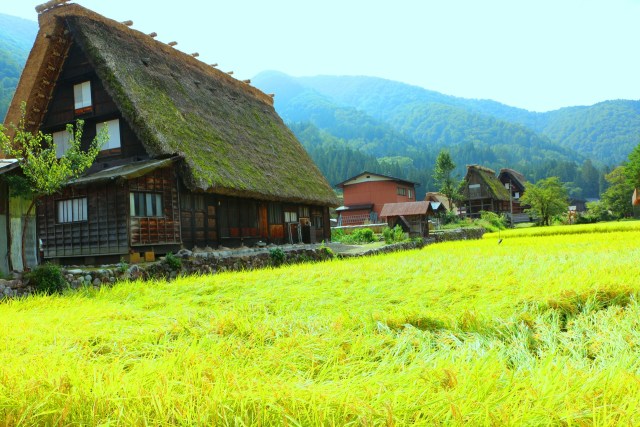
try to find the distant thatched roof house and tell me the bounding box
[461,165,528,220]
[4,2,338,265]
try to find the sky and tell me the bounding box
[3,0,640,112]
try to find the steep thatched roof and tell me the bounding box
[6,4,338,206]
[465,165,510,201]
[498,168,528,190]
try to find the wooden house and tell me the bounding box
[335,171,418,226]
[379,201,445,237]
[461,165,511,218]
[497,169,527,213]
[4,3,338,265]
[462,165,530,222]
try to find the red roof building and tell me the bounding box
[335,171,419,226]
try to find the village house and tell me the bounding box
[461,165,529,223]
[379,201,446,237]
[2,2,338,266]
[335,171,418,226]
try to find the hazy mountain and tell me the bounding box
[256,72,639,166]
[0,14,37,121]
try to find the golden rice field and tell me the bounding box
[2,221,640,425]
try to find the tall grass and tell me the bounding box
[2,224,640,424]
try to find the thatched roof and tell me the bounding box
[6,4,338,206]
[464,165,510,201]
[498,168,528,190]
[425,192,456,211]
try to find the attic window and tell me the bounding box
[53,129,72,158]
[97,119,121,150]
[469,183,481,198]
[73,81,92,114]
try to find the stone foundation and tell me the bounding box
[1,228,485,299]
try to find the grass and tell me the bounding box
[2,223,640,424]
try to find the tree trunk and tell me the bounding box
[21,198,36,272]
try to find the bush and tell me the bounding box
[332,227,376,244]
[474,211,507,232]
[164,252,182,270]
[269,248,286,266]
[382,225,407,244]
[26,263,66,294]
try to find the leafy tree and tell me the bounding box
[624,142,640,190]
[601,166,634,218]
[0,103,106,269]
[520,177,569,226]
[433,149,459,210]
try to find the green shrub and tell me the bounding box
[382,225,407,244]
[474,211,507,232]
[350,228,375,243]
[332,227,376,244]
[269,248,286,266]
[164,252,182,270]
[26,263,66,294]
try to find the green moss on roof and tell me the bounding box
[66,15,338,206]
[467,166,510,201]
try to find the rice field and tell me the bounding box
[2,222,640,425]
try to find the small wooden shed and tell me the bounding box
[380,201,445,237]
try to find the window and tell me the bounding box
[397,187,406,196]
[53,129,72,158]
[57,198,87,223]
[268,203,282,224]
[515,192,520,199]
[97,119,121,150]
[408,189,413,199]
[284,211,298,223]
[299,206,310,218]
[73,81,92,112]
[130,192,163,217]
[469,183,481,198]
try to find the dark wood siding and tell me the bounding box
[41,42,148,161]
[38,182,129,258]
[128,167,181,246]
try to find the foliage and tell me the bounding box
[163,252,182,271]
[624,142,640,190]
[474,211,508,232]
[521,177,569,226]
[0,105,106,198]
[577,200,614,224]
[268,247,286,267]
[332,227,377,244]
[317,241,335,259]
[382,225,407,244]
[2,224,640,423]
[25,263,66,294]
[432,149,460,210]
[601,166,634,219]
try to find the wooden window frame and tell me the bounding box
[130,192,164,218]
[56,197,88,224]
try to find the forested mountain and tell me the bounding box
[253,71,639,198]
[0,14,37,121]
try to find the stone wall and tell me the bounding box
[0,228,485,299]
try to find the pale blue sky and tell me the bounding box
[4,0,639,112]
